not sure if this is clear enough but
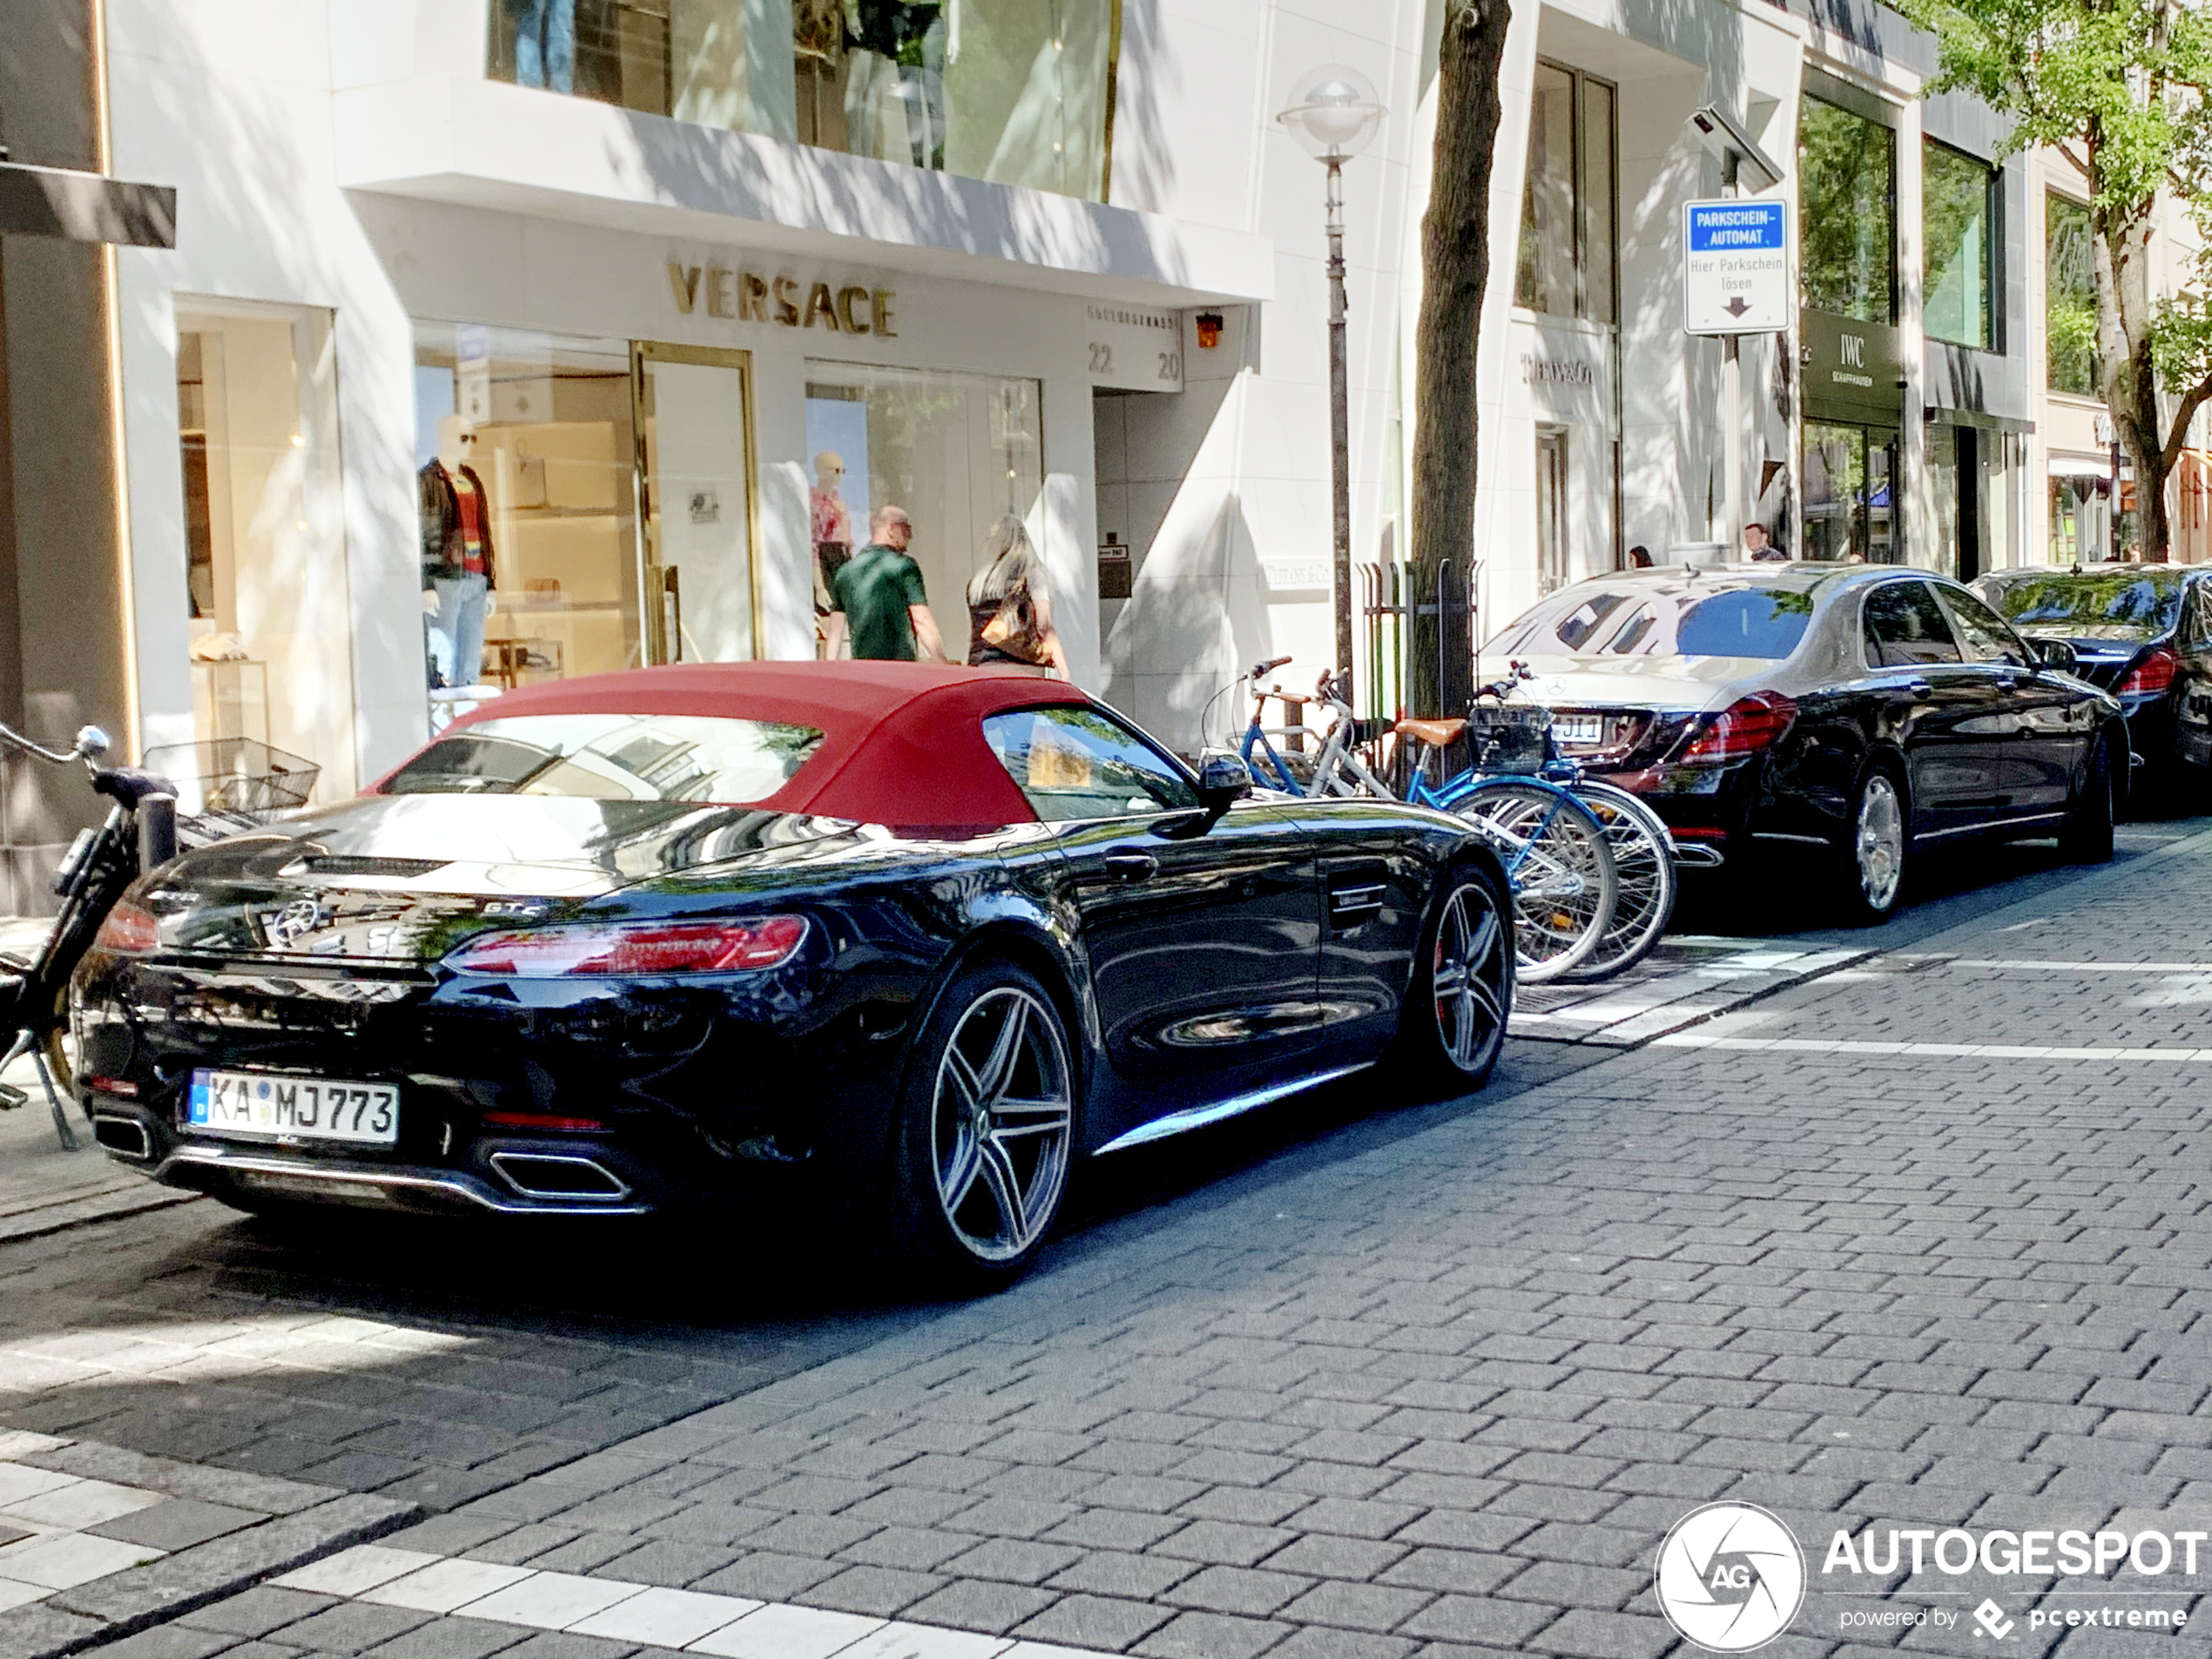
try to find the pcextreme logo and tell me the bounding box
[1654,1503,1808,1652]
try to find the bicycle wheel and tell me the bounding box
[1553,782,1677,982]
[1454,779,1617,982]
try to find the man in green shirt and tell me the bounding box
[826,504,948,663]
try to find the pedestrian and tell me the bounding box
[1743,522,1786,562]
[826,504,949,664]
[966,516,1069,677]
[1627,544,1654,569]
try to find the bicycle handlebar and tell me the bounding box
[1247,656,1292,678]
[0,722,105,769]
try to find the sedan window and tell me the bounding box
[983,707,1200,822]
[1936,587,2027,668]
[1864,582,1963,667]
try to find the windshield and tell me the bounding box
[1973,570,2184,642]
[382,713,825,804]
[1490,583,1817,660]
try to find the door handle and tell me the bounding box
[1102,853,1159,882]
[1905,680,1933,698]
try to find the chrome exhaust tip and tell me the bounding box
[91,1114,153,1162]
[488,1152,631,1201]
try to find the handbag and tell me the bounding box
[981,583,1047,664]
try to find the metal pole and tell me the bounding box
[1722,153,1743,555]
[1327,157,1354,683]
[2110,433,2123,560]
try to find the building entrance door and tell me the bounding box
[1803,420,1902,563]
[1536,427,1568,594]
[635,344,759,664]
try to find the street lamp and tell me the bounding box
[1278,65,1385,688]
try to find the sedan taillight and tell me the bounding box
[2117,647,2179,698]
[93,900,161,954]
[444,917,807,978]
[1679,693,1797,765]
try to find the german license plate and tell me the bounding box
[186,1069,398,1145]
[1554,715,1605,746]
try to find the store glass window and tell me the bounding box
[802,365,1042,661]
[175,303,355,799]
[412,323,642,696]
[1799,97,1894,323]
[487,0,1117,203]
[1516,62,1615,322]
[1924,139,1994,350]
[2047,193,2098,395]
[1804,421,1901,563]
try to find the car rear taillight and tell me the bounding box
[93,900,160,954]
[443,917,807,978]
[1680,693,1797,765]
[482,1110,610,1132]
[2117,647,2179,698]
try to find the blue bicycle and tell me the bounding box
[1237,662,1622,981]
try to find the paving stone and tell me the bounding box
[1134,1608,1294,1659]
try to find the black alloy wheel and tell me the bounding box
[888,958,1076,1290]
[2059,729,2116,864]
[1832,760,1909,927]
[1388,863,1513,1098]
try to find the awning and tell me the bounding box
[2048,453,2121,480]
[0,161,175,247]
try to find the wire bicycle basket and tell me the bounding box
[141,737,320,843]
[1464,704,1552,775]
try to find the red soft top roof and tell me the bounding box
[400,661,1098,830]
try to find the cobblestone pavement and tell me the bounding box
[1,823,2209,1657]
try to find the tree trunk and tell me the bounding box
[1409,0,1511,716]
[2095,172,2169,560]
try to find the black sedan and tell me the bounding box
[71,662,1510,1285]
[1485,563,2126,921]
[1973,561,2212,803]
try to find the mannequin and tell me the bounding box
[418,415,498,691]
[811,450,854,641]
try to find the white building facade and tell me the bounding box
[98,0,2043,791]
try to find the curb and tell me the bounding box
[0,1474,419,1659]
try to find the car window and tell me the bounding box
[382,713,824,803]
[2181,581,2212,653]
[982,707,1200,822]
[1976,569,2185,641]
[1863,581,1963,667]
[1937,587,2028,668]
[1488,583,1814,659]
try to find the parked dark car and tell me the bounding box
[1973,561,2212,801]
[71,662,1510,1285]
[1483,563,2126,921]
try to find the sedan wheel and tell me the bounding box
[907,973,1070,1274]
[1835,766,1907,924]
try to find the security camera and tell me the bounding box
[1688,105,1784,192]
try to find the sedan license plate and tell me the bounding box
[186,1069,398,1146]
[1554,715,1606,747]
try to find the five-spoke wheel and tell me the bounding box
[1391,865,1513,1096]
[931,985,1073,1264]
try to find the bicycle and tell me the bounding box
[1286,668,1621,982]
[0,725,179,1149]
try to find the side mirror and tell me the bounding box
[2029,637,2079,674]
[1195,750,1253,809]
[74,725,110,759]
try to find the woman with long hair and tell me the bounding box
[966,516,1069,677]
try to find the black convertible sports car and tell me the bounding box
[72,662,1510,1284]
[1484,563,2127,921]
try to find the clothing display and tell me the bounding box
[430,572,492,691]
[418,460,499,590]
[831,542,929,661]
[509,0,576,94]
